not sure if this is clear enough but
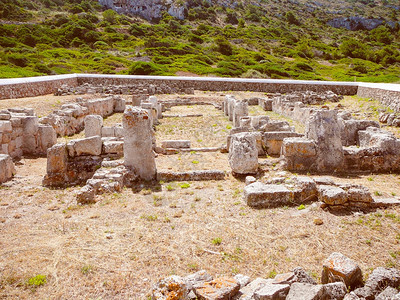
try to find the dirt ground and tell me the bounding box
[0,92,399,299]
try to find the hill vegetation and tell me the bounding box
[0,0,400,82]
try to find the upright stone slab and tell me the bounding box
[0,154,15,184]
[38,125,57,154]
[233,101,249,128]
[227,95,236,121]
[229,132,258,174]
[306,110,344,172]
[84,115,103,138]
[20,116,39,154]
[123,106,156,181]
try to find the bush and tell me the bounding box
[214,36,233,56]
[128,61,161,75]
[294,62,313,72]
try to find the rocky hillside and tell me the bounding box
[0,0,399,82]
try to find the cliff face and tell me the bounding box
[97,0,237,21]
[98,0,186,21]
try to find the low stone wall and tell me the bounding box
[0,75,359,101]
[0,75,78,100]
[357,83,400,112]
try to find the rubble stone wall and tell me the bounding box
[0,75,358,100]
[357,83,400,112]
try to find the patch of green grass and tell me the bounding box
[180,183,191,189]
[27,275,46,287]
[192,160,199,164]
[211,237,222,245]
[297,204,306,210]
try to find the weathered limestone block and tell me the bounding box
[113,96,126,112]
[254,283,290,299]
[291,177,318,203]
[229,132,258,174]
[363,267,400,295]
[37,125,57,154]
[306,110,344,172]
[67,136,102,157]
[340,119,379,146]
[103,140,123,155]
[46,143,68,174]
[141,102,158,126]
[375,287,399,300]
[282,137,317,171]
[194,277,240,300]
[0,120,12,133]
[263,131,303,156]
[239,117,252,128]
[132,94,148,106]
[273,267,317,285]
[358,127,399,154]
[260,98,273,111]
[237,278,273,300]
[227,95,236,121]
[251,116,270,130]
[101,126,115,137]
[161,140,191,149]
[20,116,39,153]
[323,282,347,300]
[318,185,347,205]
[123,106,156,181]
[76,185,95,205]
[260,120,293,132]
[0,154,15,184]
[321,252,363,290]
[152,275,189,300]
[286,283,326,300]
[233,101,249,128]
[84,115,103,138]
[244,182,294,208]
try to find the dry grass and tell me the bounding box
[0,93,400,299]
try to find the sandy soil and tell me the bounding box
[0,93,399,299]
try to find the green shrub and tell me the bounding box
[128,61,161,75]
[294,62,313,72]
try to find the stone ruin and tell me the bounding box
[152,252,400,300]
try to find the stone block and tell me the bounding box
[46,143,68,174]
[161,140,191,149]
[233,101,248,128]
[282,137,317,171]
[38,125,57,154]
[0,154,15,184]
[254,283,290,300]
[123,106,156,181]
[103,140,123,155]
[0,121,12,133]
[67,136,102,157]
[261,121,292,132]
[323,282,347,300]
[114,125,124,138]
[263,131,303,156]
[237,278,273,300]
[286,283,326,300]
[261,98,273,111]
[101,126,115,137]
[194,277,240,300]
[321,252,363,290]
[152,275,189,300]
[76,185,95,204]
[318,185,347,205]
[113,96,126,112]
[244,182,294,208]
[84,115,103,138]
[229,133,258,174]
[306,110,344,171]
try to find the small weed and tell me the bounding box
[374,191,382,196]
[367,177,374,181]
[81,265,94,275]
[180,183,191,189]
[267,270,277,279]
[365,239,372,245]
[297,204,305,210]
[391,192,397,196]
[166,185,175,191]
[141,214,158,221]
[188,263,198,271]
[192,160,199,164]
[194,196,201,202]
[27,275,46,287]
[233,201,241,205]
[226,125,232,129]
[212,237,222,245]
[231,267,239,275]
